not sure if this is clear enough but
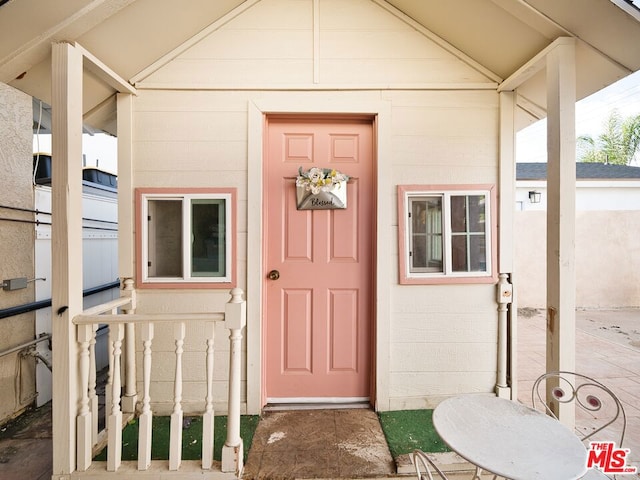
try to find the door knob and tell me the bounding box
[268,270,280,280]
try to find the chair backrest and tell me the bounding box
[531,371,626,447]
[412,450,449,480]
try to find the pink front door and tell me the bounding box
[264,116,374,402]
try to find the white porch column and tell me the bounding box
[117,92,137,414]
[545,39,577,425]
[116,93,134,278]
[51,41,84,475]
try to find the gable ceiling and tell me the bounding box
[1,0,639,135]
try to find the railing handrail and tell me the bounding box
[74,312,225,325]
[77,296,133,317]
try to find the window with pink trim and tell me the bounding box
[137,188,235,287]
[398,185,496,285]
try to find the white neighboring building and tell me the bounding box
[33,160,119,406]
[515,162,640,308]
[516,162,640,211]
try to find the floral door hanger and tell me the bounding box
[295,167,349,210]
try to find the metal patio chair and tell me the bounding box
[531,371,629,479]
[413,450,501,480]
[413,450,449,480]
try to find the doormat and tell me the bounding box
[378,409,449,458]
[93,415,260,462]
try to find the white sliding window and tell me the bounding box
[138,189,235,287]
[398,185,496,284]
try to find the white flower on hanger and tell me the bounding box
[296,167,349,195]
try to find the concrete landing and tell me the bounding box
[0,402,52,480]
[242,409,396,479]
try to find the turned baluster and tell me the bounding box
[89,323,98,446]
[138,323,154,471]
[202,321,216,469]
[76,324,94,471]
[169,322,186,471]
[107,323,124,472]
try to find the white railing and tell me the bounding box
[71,280,246,478]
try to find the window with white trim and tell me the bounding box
[398,185,495,284]
[138,189,235,286]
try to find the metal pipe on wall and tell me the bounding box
[0,333,51,359]
[0,279,120,319]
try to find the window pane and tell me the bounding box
[469,235,487,271]
[450,196,466,232]
[467,195,486,232]
[191,199,226,277]
[451,234,468,272]
[148,200,182,277]
[412,201,427,234]
[410,197,443,272]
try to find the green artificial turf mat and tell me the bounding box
[94,414,259,463]
[378,409,449,458]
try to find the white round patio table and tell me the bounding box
[432,394,588,480]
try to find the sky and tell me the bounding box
[33,131,118,174]
[34,70,640,174]
[517,69,640,165]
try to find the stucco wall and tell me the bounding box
[0,82,36,424]
[129,0,501,414]
[515,210,640,309]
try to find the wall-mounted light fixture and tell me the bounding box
[528,191,541,204]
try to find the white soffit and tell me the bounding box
[2,0,640,134]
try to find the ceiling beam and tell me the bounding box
[75,43,136,95]
[516,93,546,121]
[498,37,573,92]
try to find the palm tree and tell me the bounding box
[577,110,640,165]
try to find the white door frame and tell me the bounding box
[246,96,392,414]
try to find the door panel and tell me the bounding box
[330,179,359,261]
[265,117,374,401]
[283,289,312,372]
[284,187,312,261]
[329,289,359,371]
